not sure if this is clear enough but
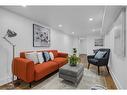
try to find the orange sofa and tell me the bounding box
[12,50,68,87]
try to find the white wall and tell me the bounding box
[79,39,87,54]
[72,37,80,55]
[86,37,104,55]
[72,36,104,55]
[104,8,127,89]
[0,8,73,85]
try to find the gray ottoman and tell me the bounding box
[59,63,84,85]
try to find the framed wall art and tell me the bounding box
[33,24,50,47]
[94,38,104,46]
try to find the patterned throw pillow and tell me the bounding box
[94,51,107,59]
[37,52,44,63]
[43,52,51,62]
[25,52,38,64]
[49,52,54,60]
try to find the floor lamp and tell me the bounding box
[3,29,17,89]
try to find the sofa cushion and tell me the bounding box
[53,57,67,67]
[34,61,58,81]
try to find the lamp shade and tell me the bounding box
[7,29,17,37]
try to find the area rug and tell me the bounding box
[32,68,106,89]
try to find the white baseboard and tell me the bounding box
[109,68,122,89]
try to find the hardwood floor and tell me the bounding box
[79,54,117,89]
[0,54,117,89]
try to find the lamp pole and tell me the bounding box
[3,29,17,89]
[3,36,15,88]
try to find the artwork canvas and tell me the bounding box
[94,39,104,46]
[33,24,50,47]
[114,8,126,57]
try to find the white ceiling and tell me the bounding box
[1,6,122,37]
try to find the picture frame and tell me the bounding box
[94,38,104,46]
[33,24,50,47]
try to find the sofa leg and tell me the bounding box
[106,65,109,74]
[88,63,90,69]
[29,83,31,88]
[98,66,100,75]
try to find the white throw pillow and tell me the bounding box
[49,52,54,60]
[25,52,38,64]
[37,52,44,63]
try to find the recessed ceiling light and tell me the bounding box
[89,18,93,21]
[72,32,74,34]
[58,24,62,27]
[92,29,95,32]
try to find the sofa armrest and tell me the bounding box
[58,52,68,58]
[12,57,35,83]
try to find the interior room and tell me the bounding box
[0,6,127,90]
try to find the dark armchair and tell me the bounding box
[87,48,110,75]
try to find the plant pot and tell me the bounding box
[70,63,77,66]
[70,62,77,66]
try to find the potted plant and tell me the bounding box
[68,55,80,66]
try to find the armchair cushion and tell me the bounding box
[88,59,98,63]
[87,55,94,59]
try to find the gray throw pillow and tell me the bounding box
[94,51,107,59]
